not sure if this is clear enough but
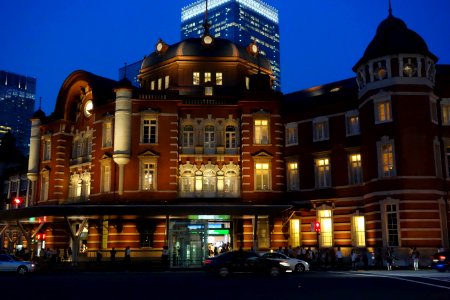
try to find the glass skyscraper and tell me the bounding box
[181,0,280,91]
[0,70,36,155]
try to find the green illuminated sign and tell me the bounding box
[188,215,230,220]
[208,229,229,235]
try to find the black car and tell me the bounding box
[431,250,450,272]
[203,250,291,277]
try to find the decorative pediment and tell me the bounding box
[40,166,51,174]
[138,150,160,158]
[252,150,273,158]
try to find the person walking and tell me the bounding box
[336,247,343,270]
[351,249,358,271]
[385,248,394,271]
[110,247,117,262]
[124,246,131,270]
[411,247,420,271]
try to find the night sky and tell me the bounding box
[1,0,449,115]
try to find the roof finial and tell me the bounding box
[388,0,393,16]
[123,62,127,79]
[39,97,42,110]
[203,0,210,35]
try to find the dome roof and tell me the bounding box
[141,38,271,70]
[31,108,46,120]
[353,14,437,70]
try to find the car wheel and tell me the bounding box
[295,263,305,272]
[270,267,281,277]
[218,267,230,277]
[17,266,28,275]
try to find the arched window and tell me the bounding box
[183,125,194,147]
[204,125,215,148]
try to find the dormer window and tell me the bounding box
[193,72,200,85]
[205,72,212,83]
[402,58,417,77]
[216,73,223,85]
[374,60,388,81]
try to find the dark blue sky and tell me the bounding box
[1,0,449,115]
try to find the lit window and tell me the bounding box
[193,72,200,85]
[165,75,169,89]
[204,125,215,148]
[142,163,156,191]
[287,162,299,191]
[101,164,111,193]
[204,86,213,96]
[313,118,329,141]
[255,162,270,191]
[151,81,155,90]
[285,123,298,146]
[40,173,49,202]
[245,76,250,90]
[352,216,366,247]
[157,78,162,90]
[318,209,332,247]
[142,119,158,144]
[102,121,113,148]
[225,125,237,148]
[202,170,216,192]
[375,100,392,123]
[216,72,223,85]
[348,153,362,185]
[378,138,395,177]
[289,219,301,247]
[441,99,450,125]
[315,158,331,188]
[345,111,360,136]
[204,72,212,83]
[254,119,269,144]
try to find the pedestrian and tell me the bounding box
[385,248,393,271]
[351,249,358,271]
[411,247,420,271]
[336,247,343,269]
[96,249,102,262]
[124,246,131,267]
[161,245,169,269]
[110,247,117,262]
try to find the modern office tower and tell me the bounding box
[181,0,281,91]
[0,70,36,156]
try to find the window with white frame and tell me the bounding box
[141,162,156,191]
[254,119,269,144]
[182,125,194,147]
[180,170,195,193]
[345,111,360,136]
[101,163,111,193]
[287,162,299,191]
[40,172,49,202]
[317,209,333,247]
[224,170,239,195]
[386,203,399,246]
[202,169,216,192]
[216,72,223,85]
[315,158,331,188]
[348,153,363,185]
[313,118,329,141]
[285,123,298,146]
[102,120,113,148]
[204,125,215,148]
[225,125,237,148]
[352,215,366,247]
[255,162,270,191]
[441,99,450,125]
[378,137,396,177]
[375,99,392,123]
[142,118,158,144]
[193,72,200,85]
[289,219,301,247]
[43,138,51,161]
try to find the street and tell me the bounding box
[2,269,450,300]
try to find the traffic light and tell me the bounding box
[314,221,321,232]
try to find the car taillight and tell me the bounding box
[439,255,446,262]
[203,259,213,265]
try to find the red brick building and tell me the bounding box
[1,9,449,267]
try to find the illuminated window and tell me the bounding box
[223,169,239,196]
[151,81,155,90]
[254,119,269,144]
[315,158,331,188]
[204,72,212,83]
[193,72,200,85]
[378,137,395,177]
[285,123,298,146]
[352,215,366,247]
[348,153,362,185]
[313,118,329,141]
[289,219,301,247]
[317,209,333,247]
[204,86,213,96]
[245,76,250,90]
[202,170,216,193]
[255,162,270,191]
[287,162,299,191]
[375,99,392,123]
[345,111,360,136]
[142,119,158,144]
[258,218,270,249]
[101,163,111,193]
[40,172,49,202]
[165,75,170,89]
[43,138,51,161]
[204,125,215,148]
[216,72,223,85]
[182,125,194,147]
[102,120,113,148]
[180,170,194,193]
[441,99,450,125]
[157,78,162,90]
[225,125,237,148]
[141,162,156,191]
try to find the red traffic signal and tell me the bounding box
[314,221,321,232]
[13,197,22,205]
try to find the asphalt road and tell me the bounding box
[2,270,450,300]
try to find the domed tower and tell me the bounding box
[353,6,438,181]
[27,107,46,205]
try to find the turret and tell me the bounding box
[27,108,45,205]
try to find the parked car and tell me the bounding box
[260,252,310,272]
[431,250,450,272]
[0,253,36,274]
[203,250,291,277]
